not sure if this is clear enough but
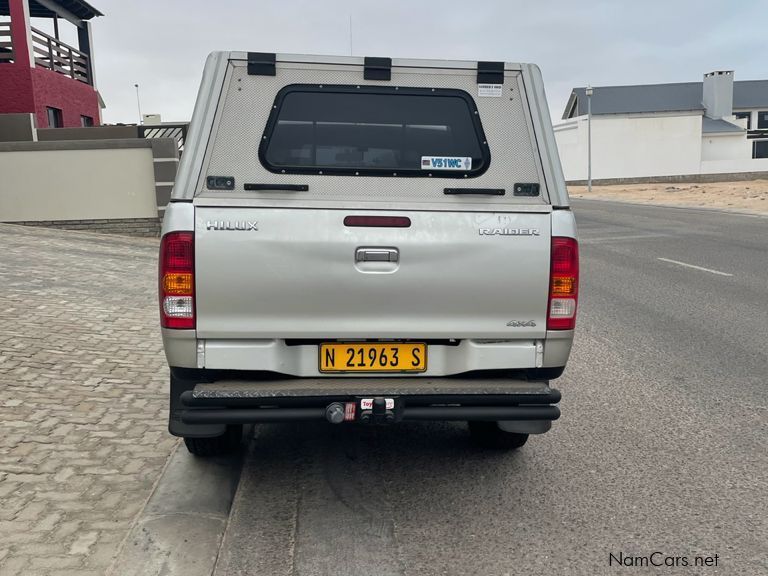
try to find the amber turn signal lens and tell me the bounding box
[550,276,575,296]
[163,273,193,295]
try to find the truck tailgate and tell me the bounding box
[194,207,551,340]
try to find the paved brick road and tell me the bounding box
[0,224,177,576]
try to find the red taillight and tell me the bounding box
[159,231,195,329]
[547,237,579,330]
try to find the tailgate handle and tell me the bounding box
[356,248,399,263]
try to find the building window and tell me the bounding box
[81,115,94,127]
[734,111,751,130]
[753,140,768,159]
[758,111,768,129]
[46,107,63,128]
[566,98,578,119]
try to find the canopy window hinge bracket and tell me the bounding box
[477,61,505,84]
[248,52,276,76]
[364,57,392,81]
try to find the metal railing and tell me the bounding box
[30,26,90,84]
[0,22,13,63]
[139,123,189,156]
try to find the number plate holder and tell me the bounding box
[318,342,427,373]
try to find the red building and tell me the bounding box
[0,0,102,128]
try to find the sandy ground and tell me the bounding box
[568,179,768,215]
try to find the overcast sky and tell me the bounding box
[42,0,766,124]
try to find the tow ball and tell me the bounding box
[325,397,398,425]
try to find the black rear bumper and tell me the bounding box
[180,390,561,424]
[170,371,561,436]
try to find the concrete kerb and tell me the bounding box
[570,197,768,218]
[107,434,247,576]
[567,171,768,186]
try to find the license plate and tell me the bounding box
[319,342,427,373]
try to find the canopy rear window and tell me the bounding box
[259,85,490,178]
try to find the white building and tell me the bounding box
[554,71,768,181]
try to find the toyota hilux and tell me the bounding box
[159,52,578,456]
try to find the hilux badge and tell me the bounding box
[206,221,258,231]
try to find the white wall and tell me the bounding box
[554,113,703,180]
[0,147,157,222]
[701,158,768,174]
[701,133,751,161]
[552,119,584,182]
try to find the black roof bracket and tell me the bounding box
[477,61,505,85]
[247,52,276,76]
[364,57,392,81]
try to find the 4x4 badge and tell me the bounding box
[507,320,536,327]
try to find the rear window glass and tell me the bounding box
[259,85,490,178]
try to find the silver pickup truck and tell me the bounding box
[159,52,578,456]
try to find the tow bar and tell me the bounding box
[325,398,397,425]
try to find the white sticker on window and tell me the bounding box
[478,83,503,97]
[421,156,472,171]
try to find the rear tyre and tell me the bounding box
[183,425,243,457]
[468,421,529,450]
